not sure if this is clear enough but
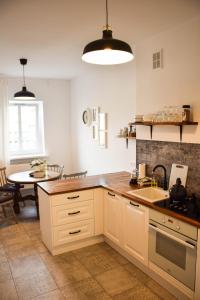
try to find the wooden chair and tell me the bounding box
[0,167,24,209]
[63,171,87,180]
[0,192,18,224]
[47,164,64,179]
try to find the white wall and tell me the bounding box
[6,78,71,173]
[70,63,136,175]
[136,16,200,143]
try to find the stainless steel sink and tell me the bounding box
[127,187,169,203]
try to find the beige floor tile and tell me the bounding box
[22,221,40,232]
[9,254,47,278]
[61,278,103,299]
[103,245,129,265]
[95,266,136,296]
[61,287,87,300]
[33,241,48,254]
[0,247,7,262]
[5,241,37,259]
[40,252,78,270]
[72,243,108,259]
[0,223,24,234]
[2,233,31,248]
[113,286,161,300]
[78,250,120,276]
[0,279,18,300]
[14,271,57,300]
[86,291,112,299]
[0,261,12,283]
[57,251,78,263]
[49,261,91,288]
[14,269,57,299]
[32,289,65,300]
[124,262,150,283]
[146,279,177,300]
[29,233,42,242]
[41,252,91,288]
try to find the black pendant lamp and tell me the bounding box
[82,0,134,65]
[14,58,35,100]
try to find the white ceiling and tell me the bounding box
[0,0,200,79]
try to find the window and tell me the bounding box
[9,100,45,158]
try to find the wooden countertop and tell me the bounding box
[38,171,200,228]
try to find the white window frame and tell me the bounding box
[9,100,46,159]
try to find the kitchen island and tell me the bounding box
[38,171,200,300]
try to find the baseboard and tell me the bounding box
[51,235,104,255]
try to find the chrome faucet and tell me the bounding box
[152,164,168,190]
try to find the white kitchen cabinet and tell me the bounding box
[38,188,104,255]
[122,198,149,265]
[104,190,123,247]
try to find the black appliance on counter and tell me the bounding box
[154,177,200,221]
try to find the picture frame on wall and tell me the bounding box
[99,112,107,131]
[99,130,107,148]
[92,124,98,141]
[92,107,100,123]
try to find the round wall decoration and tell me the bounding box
[82,108,92,126]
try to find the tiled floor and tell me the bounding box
[0,204,177,299]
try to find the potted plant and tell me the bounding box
[30,159,46,178]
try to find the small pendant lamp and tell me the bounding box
[14,58,35,100]
[82,0,134,65]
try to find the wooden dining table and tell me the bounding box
[7,170,60,218]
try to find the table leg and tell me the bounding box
[34,183,39,219]
[13,183,21,214]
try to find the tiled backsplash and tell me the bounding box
[136,140,200,197]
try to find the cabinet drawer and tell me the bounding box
[53,220,94,246]
[51,190,94,206]
[52,200,94,226]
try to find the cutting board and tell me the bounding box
[169,164,188,189]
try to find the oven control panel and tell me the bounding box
[149,209,197,240]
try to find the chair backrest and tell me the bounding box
[0,167,7,187]
[63,171,87,180]
[47,164,64,179]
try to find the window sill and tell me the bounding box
[10,154,48,164]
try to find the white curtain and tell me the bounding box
[0,78,10,167]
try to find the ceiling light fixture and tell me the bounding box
[14,58,36,100]
[82,0,134,65]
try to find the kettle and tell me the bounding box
[169,177,187,203]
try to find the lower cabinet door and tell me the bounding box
[104,190,123,247]
[123,199,149,265]
[53,219,94,246]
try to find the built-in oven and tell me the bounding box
[149,209,197,290]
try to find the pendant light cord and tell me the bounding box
[106,0,109,29]
[23,65,26,86]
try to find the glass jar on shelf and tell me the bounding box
[182,105,191,122]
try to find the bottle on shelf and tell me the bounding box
[182,105,191,122]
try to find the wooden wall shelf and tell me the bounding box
[117,136,136,148]
[129,121,198,141]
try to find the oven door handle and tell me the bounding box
[149,224,196,249]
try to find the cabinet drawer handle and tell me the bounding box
[67,195,80,199]
[69,230,81,235]
[108,192,115,197]
[129,201,139,207]
[68,210,80,216]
